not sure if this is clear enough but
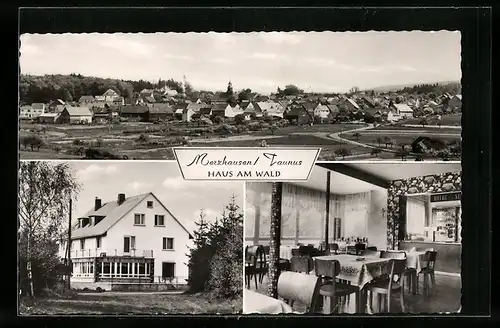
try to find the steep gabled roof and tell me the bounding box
[72,192,192,239]
[120,105,149,114]
[346,98,360,110]
[211,103,227,112]
[392,103,413,112]
[64,106,92,116]
[150,104,174,114]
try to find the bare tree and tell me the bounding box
[18,162,80,298]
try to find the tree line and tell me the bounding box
[396,82,461,95]
[19,74,195,105]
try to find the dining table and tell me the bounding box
[244,289,293,314]
[312,254,393,314]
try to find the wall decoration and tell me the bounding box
[386,171,461,249]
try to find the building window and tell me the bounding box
[96,236,102,249]
[80,239,85,250]
[155,215,165,226]
[162,237,174,250]
[147,201,154,208]
[134,213,145,225]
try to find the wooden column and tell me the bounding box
[268,182,283,299]
[325,171,331,249]
[253,193,261,245]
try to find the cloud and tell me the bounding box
[207,57,233,64]
[259,32,301,45]
[76,164,119,181]
[252,52,278,60]
[164,53,195,61]
[126,181,152,192]
[193,208,222,223]
[97,34,156,58]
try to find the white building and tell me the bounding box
[224,104,243,118]
[58,192,193,289]
[19,103,45,119]
[313,104,331,119]
[390,103,414,119]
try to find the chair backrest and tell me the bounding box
[256,245,267,269]
[290,256,312,273]
[314,259,340,279]
[380,250,407,259]
[291,248,301,256]
[367,246,378,251]
[277,271,321,313]
[245,245,259,265]
[355,243,366,251]
[263,245,270,255]
[329,243,339,251]
[423,250,437,269]
[387,259,407,287]
[362,249,381,258]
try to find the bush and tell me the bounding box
[72,139,83,146]
[136,133,150,143]
[20,135,44,151]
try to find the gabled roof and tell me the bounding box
[79,96,95,102]
[454,94,462,100]
[121,105,149,114]
[32,103,45,110]
[140,88,154,94]
[103,89,119,96]
[39,113,59,118]
[392,103,413,112]
[150,104,174,114]
[211,103,227,112]
[143,96,156,103]
[254,101,284,113]
[71,192,192,239]
[346,98,360,110]
[186,103,210,112]
[362,96,376,108]
[326,104,340,114]
[64,106,92,116]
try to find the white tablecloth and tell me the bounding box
[279,246,298,260]
[244,289,293,314]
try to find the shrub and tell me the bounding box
[20,135,44,151]
[334,148,352,159]
[72,139,83,146]
[136,133,150,143]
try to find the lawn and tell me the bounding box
[252,123,366,136]
[397,113,462,126]
[19,292,242,315]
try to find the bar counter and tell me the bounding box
[398,240,461,274]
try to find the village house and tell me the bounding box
[57,106,93,124]
[313,103,331,120]
[447,94,462,112]
[182,103,211,122]
[254,101,285,118]
[224,104,243,118]
[390,103,414,119]
[120,105,150,122]
[19,103,46,120]
[285,103,313,125]
[37,113,60,124]
[149,104,175,122]
[79,95,96,104]
[139,89,155,98]
[210,103,227,118]
[338,97,361,113]
[174,103,187,120]
[58,192,193,290]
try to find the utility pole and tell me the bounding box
[66,194,72,290]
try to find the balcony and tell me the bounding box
[71,248,154,259]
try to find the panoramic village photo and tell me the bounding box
[19,31,461,161]
[244,162,462,314]
[18,161,243,314]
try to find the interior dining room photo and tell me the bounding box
[243,162,462,315]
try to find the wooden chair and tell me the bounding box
[277,271,321,314]
[354,243,366,255]
[379,251,415,293]
[329,243,339,254]
[290,256,313,274]
[291,248,301,256]
[362,249,381,258]
[245,245,260,289]
[255,245,268,284]
[314,259,360,314]
[365,259,407,313]
[417,251,437,296]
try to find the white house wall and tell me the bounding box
[105,194,191,281]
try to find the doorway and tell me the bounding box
[162,262,175,279]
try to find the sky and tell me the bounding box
[19,31,461,93]
[67,161,243,233]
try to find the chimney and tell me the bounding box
[118,193,126,205]
[95,197,102,211]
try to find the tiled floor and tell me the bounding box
[246,273,461,314]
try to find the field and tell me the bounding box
[19,292,242,315]
[397,113,462,126]
[19,116,460,161]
